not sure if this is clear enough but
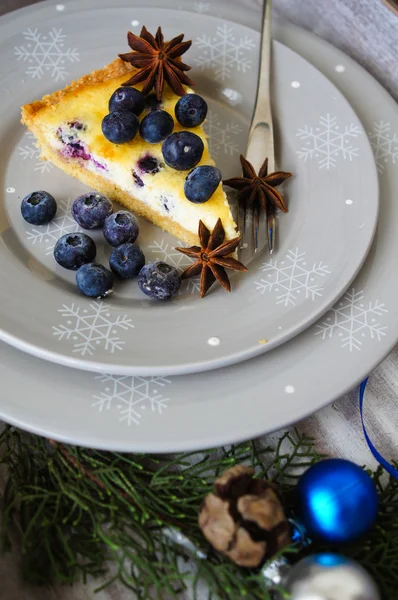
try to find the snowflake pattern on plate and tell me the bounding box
[195,24,255,81]
[204,110,241,156]
[148,240,200,295]
[26,197,81,255]
[92,374,171,426]
[368,121,398,174]
[52,301,134,356]
[18,132,52,174]
[296,114,361,169]
[255,248,330,307]
[194,1,210,12]
[315,289,388,351]
[15,28,79,81]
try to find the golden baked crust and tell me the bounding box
[21,58,135,123]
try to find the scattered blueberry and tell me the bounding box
[138,261,181,300]
[54,232,96,270]
[21,190,57,225]
[145,93,162,111]
[109,87,145,115]
[139,110,174,143]
[103,210,139,247]
[184,165,222,203]
[72,192,113,229]
[162,131,204,170]
[138,155,162,174]
[76,263,114,298]
[175,94,208,128]
[110,243,145,279]
[102,109,139,144]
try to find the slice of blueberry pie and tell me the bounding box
[21,42,237,246]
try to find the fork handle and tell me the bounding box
[246,0,274,173]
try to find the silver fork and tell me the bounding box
[239,0,275,257]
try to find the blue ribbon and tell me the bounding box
[359,378,398,479]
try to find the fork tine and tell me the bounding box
[238,200,247,249]
[267,202,276,254]
[252,205,260,253]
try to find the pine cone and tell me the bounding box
[198,465,291,568]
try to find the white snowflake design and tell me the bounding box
[194,1,210,12]
[92,374,171,426]
[296,114,362,169]
[195,24,255,82]
[14,28,79,81]
[204,110,242,156]
[315,289,388,351]
[255,248,330,307]
[52,301,134,356]
[368,121,398,174]
[26,197,81,255]
[148,240,200,295]
[18,132,52,174]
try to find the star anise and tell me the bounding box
[119,26,195,101]
[223,155,292,214]
[176,219,247,298]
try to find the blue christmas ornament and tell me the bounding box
[296,459,378,543]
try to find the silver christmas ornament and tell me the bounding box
[281,553,380,600]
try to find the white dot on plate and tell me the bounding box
[208,337,220,346]
[345,199,353,205]
[131,19,140,26]
[335,64,345,73]
[285,385,295,394]
[56,3,65,10]
[291,81,300,88]
[7,187,15,193]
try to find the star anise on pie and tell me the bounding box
[223,155,292,214]
[176,219,248,298]
[119,26,195,100]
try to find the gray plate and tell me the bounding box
[0,2,396,453]
[0,1,378,376]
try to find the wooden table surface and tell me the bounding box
[1,0,397,598]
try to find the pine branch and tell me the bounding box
[0,426,397,599]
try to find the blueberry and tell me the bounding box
[54,232,96,270]
[72,192,113,229]
[21,190,57,225]
[76,263,114,298]
[139,110,174,143]
[162,132,204,171]
[102,109,139,144]
[109,87,145,115]
[103,210,139,247]
[184,165,222,203]
[137,155,162,174]
[138,261,181,300]
[175,94,208,128]
[110,243,145,279]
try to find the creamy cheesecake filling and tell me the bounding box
[50,121,235,238]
